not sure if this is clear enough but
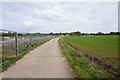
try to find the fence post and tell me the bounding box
[15,32,19,56]
[30,33,32,48]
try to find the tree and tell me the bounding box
[110,32,116,35]
[97,32,104,35]
[90,33,95,35]
[50,32,53,35]
[110,32,120,35]
[116,32,120,35]
[70,31,81,36]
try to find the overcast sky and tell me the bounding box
[1,2,118,33]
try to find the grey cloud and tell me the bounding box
[2,2,118,33]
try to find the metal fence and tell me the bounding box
[0,48,1,73]
[0,29,60,66]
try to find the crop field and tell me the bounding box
[63,35,119,77]
[64,35,118,57]
[59,38,114,78]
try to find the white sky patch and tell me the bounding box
[24,21,34,26]
[1,0,119,2]
[1,2,118,33]
[0,7,1,21]
[0,23,1,30]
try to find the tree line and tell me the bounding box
[1,31,120,36]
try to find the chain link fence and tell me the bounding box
[0,48,1,73]
[1,30,16,65]
[0,29,60,69]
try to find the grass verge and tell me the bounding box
[59,38,114,78]
[1,38,51,72]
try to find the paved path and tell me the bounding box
[2,38,74,78]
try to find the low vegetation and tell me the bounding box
[59,38,114,78]
[64,36,119,71]
[1,38,51,72]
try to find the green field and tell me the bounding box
[59,38,114,78]
[62,35,119,77]
[64,35,118,58]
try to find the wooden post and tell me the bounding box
[30,34,32,48]
[15,32,18,56]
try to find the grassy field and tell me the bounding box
[59,38,114,78]
[64,35,118,58]
[63,35,119,77]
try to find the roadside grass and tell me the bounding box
[2,38,49,63]
[0,36,2,41]
[0,48,1,73]
[64,35,119,71]
[1,50,30,72]
[1,38,51,72]
[59,38,114,78]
